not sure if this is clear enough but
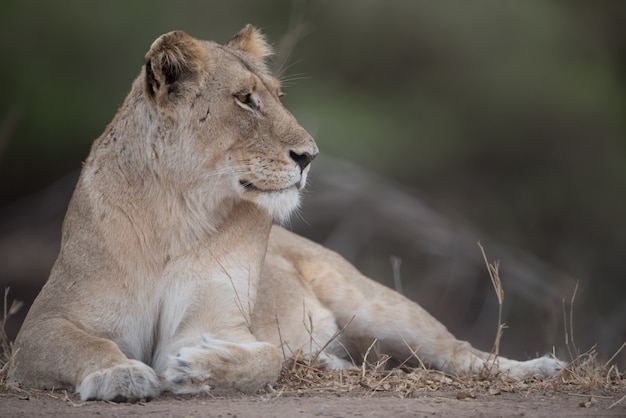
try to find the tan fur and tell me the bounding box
[9,26,563,402]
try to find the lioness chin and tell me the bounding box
[8,25,564,402]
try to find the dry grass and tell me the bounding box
[272,336,625,407]
[276,352,456,398]
[269,351,626,415]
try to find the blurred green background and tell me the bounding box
[0,1,624,364]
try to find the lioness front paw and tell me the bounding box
[163,334,281,395]
[79,359,161,402]
[163,347,213,395]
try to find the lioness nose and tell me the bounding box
[289,150,317,171]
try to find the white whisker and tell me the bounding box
[275,59,305,80]
[279,74,311,87]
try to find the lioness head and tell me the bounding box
[116,25,317,222]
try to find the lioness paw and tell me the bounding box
[162,346,213,395]
[506,355,566,380]
[526,356,567,378]
[163,334,281,394]
[79,360,160,402]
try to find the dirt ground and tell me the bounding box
[2,350,624,417]
[1,385,624,418]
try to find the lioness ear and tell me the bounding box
[144,31,208,104]
[226,24,273,62]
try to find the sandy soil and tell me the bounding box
[2,386,624,418]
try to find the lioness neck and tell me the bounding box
[75,81,272,270]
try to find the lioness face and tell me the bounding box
[144,26,318,222]
[210,43,318,221]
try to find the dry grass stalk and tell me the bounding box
[604,340,626,370]
[569,281,579,356]
[390,255,403,294]
[216,257,253,329]
[1,288,23,385]
[274,308,289,364]
[477,242,507,358]
[608,393,626,410]
[562,280,580,360]
[361,338,379,378]
[309,315,356,367]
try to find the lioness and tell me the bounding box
[9,26,563,402]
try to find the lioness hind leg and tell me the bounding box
[313,260,565,379]
[163,334,282,395]
[275,228,564,379]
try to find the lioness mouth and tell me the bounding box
[239,180,295,193]
[240,180,257,191]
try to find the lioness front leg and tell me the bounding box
[157,252,282,395]
[11,317,161,402]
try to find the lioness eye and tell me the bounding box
[235,92,250,104]
[235,92,261,110]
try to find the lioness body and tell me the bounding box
[9,26,562,401]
